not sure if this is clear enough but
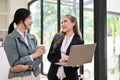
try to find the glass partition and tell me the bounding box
[83,0,94,79]
[29,0,41,43]
[107,0,120,79]
[43,0,57,74]
[107,14,120,80]
[83,9,94,80]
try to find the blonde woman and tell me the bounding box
[47,14,83,80]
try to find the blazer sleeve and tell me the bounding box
[26,56,42,70]
[4,36,32,67]
[47,34,61,64]
[26,36,42,70]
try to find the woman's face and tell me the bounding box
[61,16,75,33]
[24,15,33,30]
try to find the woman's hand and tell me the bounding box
[71,64,83,67]
[59,55,69,62]
[32,46,46,59]
[10,65,30,73]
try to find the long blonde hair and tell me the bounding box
[53,14,83,50]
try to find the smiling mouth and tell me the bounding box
[63,27,67,29]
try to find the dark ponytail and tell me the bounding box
[8,21,14,34]
[8,8,31,34]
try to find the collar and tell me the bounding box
[16,29,27,38]
[10,29,34,39]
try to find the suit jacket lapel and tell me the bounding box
[19,37,28,47]
[66,34,79,55]
[12,29,29,47]
[27,34,35,48]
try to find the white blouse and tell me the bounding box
[56,33,74,80]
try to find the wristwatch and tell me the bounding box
[28,65,33,70]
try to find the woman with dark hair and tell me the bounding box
[47,14,83,80]
[4,8,45,80]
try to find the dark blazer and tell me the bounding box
[4,29,42,79]
[47,33,83,80]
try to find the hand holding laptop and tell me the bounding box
[56,43,97,67]
[71,64,83,67]
[57,54,81,67]
[59,54,69,62]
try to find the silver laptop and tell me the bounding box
[55,43,97,66]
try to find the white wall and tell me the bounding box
[0,47,10,80]
[107,0,120,13]
[0,0,28,31]
[84,0,120,14]
[0,0,8,30]
[7,0,28,29]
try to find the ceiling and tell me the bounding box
[85,0,120,15]
[107,0,120,14]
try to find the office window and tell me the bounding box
[83,0,94,79]
[43,0,57,74]
[29,0,57,74]
[29,0,41,43]
[107,0,120,79]
[107,14,120,80]
[83,10,94,80]
[61,0,79,25]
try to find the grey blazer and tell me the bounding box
[4,29,42,79]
